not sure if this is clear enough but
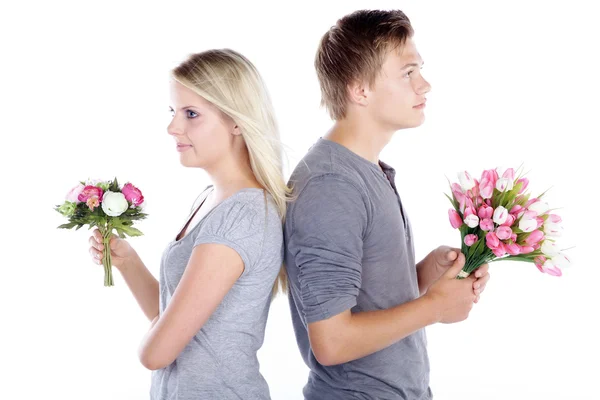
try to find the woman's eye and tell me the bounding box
[187,110,198,118]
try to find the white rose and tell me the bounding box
[101,191,129,217]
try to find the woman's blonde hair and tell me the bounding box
[172,49,290,296]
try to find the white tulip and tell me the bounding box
[528,201,549,216]
[544,222,563,238]
[101,191,129,217]
[541,240,560,257]
[519,217,537,232]
[493,206,508,225]
[552,253,571,269]
[464,214,480,228]
[496,178,514,192]
[458,171,476,191]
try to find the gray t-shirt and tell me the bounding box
[284,138,432,400]
[150,187,283,400]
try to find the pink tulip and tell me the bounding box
[478,204,493,219]
[480,218,494,231]
[520,245,535,254]
[492,242,507,257]
[524,198,538,209]
[516,178,529,194]
[496,226,513,240]
[511,233,517,242]
[510,205,523,216]
[464,234,478,247]
[448,209,463,229]
[479,169,498,199]
[506,242,521,255]
[548,214,562,224]
[486,232,500,249]
[534,256,547,273]
[542,259,562,277]
[501,214,516,227]
[525,230,545,246]
[122,183,144,207]
[536,217,545,229]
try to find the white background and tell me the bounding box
[1,1,598,399]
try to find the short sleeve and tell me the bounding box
[193,200,263,276]
[288,175,368,324]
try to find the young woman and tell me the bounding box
[88,49,289,400]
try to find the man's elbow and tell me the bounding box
[312,344,345,367]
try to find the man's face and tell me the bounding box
[367,38,431,130]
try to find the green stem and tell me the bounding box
[101,224,114,287]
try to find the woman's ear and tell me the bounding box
[232,124,242,136]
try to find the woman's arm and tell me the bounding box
[137,243,244,370]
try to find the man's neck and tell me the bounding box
[324,117,396,166]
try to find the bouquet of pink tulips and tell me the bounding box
[446,166,569,279]
[55,178,148,286]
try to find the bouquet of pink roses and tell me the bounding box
[446,166,569,279]
[55,178,148,286]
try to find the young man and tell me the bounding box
[284,10,491,400]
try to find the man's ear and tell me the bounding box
[347,80,370,107]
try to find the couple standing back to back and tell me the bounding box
[87,9,490,400]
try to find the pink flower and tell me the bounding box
[486,232,500,249]
[122,183,144,207]
[66,184,85,203]
[448,209,463,229]
[86,196,101,211]
[480,218,494,231]
[506,242,521,255]
[464,234,478,247]
[78,185,104,203]
[479,169,498,199]
[511,233,517,242]
[492,242,507,257]
[541,259,562,277]
[525,230,545,246]
[534,256,548,273]
[501,214,516,227]
[458,171,476,191]
[478,204,493,220]
[548,214,562,224]
[496,226,513,240]
[520,245,535,254]
[464,214,480,228]
[516,178,529,194]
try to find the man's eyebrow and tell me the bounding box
[401,61,424,70]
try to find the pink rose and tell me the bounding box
[78,185,104,203]
[66,184,85,203]
[122,183,144,207]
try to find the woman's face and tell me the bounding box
[167,80,238,169]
